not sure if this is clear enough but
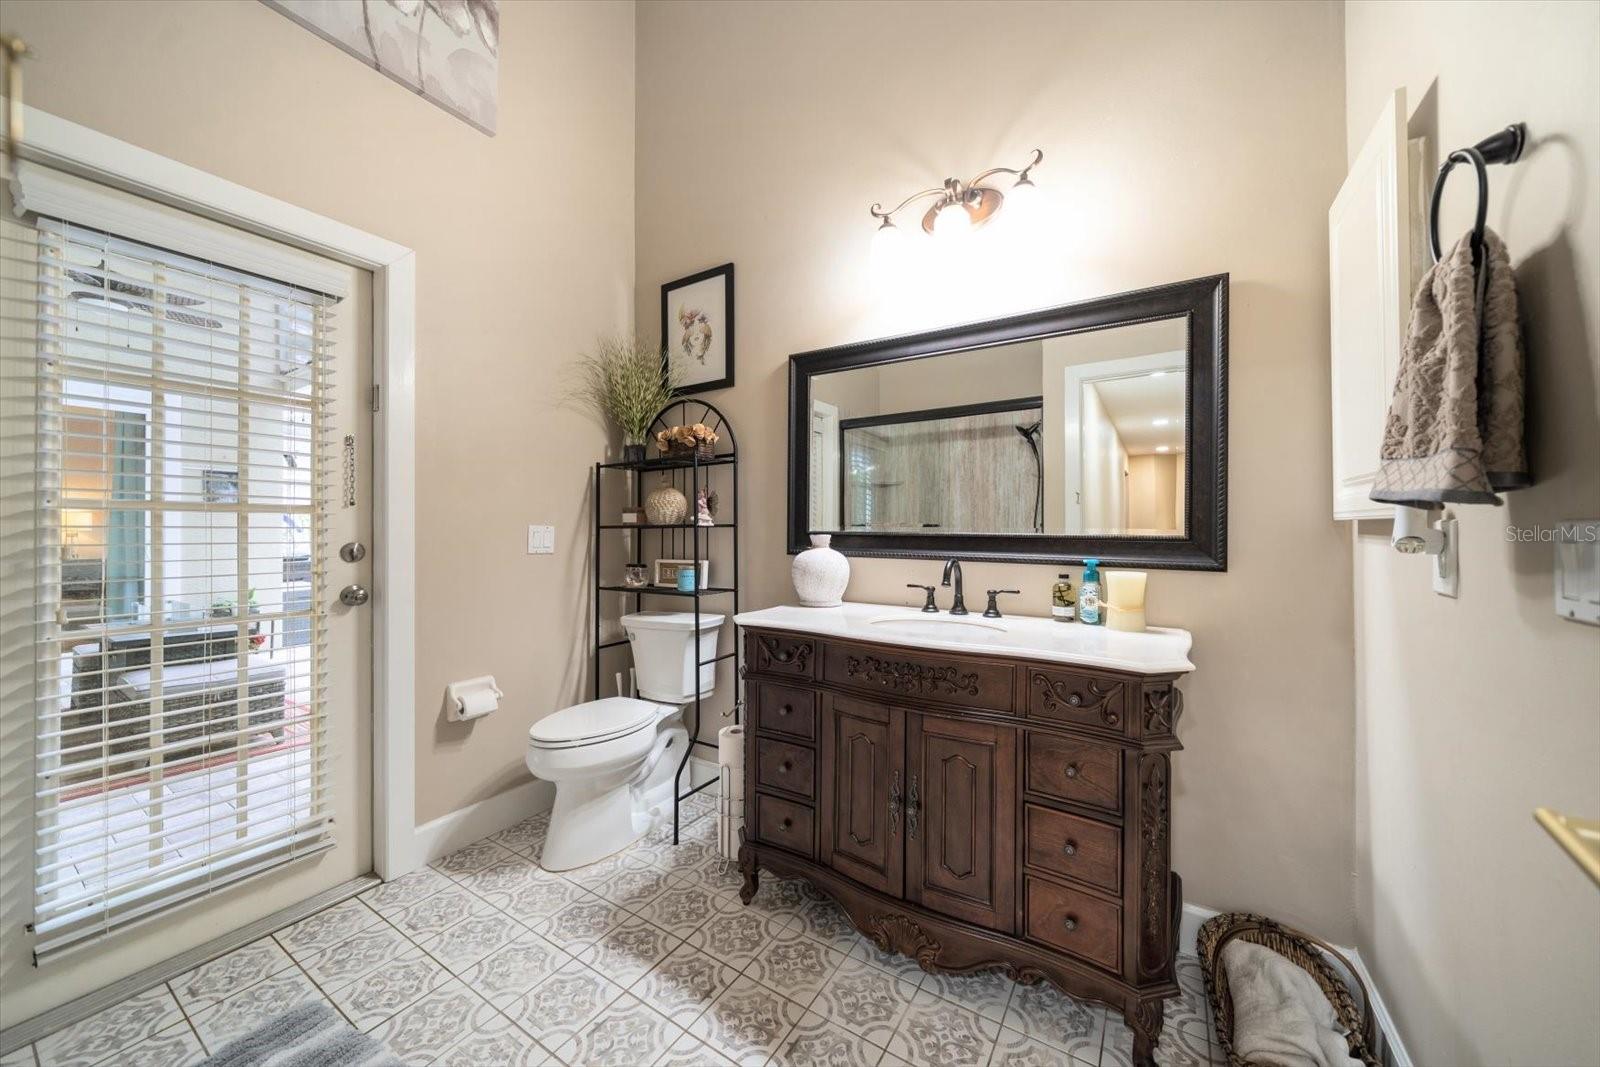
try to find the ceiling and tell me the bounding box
[1092,371,1187,454]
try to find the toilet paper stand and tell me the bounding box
[445,675,503,722]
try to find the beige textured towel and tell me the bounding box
[1371,227,1528,506]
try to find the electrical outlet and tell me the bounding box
[527,525,555,554]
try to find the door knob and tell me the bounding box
[339,584,370,606]
[340,541,367,563]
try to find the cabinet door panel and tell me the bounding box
[906,714,1017,933]
[819,695,904,897]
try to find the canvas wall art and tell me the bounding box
[265,0,499,135]
[661,263,735,394]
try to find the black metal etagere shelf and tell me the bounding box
[592,400,740,844]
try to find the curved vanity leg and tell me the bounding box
[737,838,759,905]
[1127,996,1163,1067]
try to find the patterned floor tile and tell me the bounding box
[654,1030,738,1067]
[360,866,454,915]
[504,958,627,1047]
[324,947,451,1030]
[431,839,517,879]
[555,994,687,1067]
[788,896,863,953]
[460,930,572,1007]
[769,1009,887,1067]
[916,966,1015,1024]
[437,1015,553,1067]
[383,884,497,941]
[35,986,183,1067]
[561,848,660,889]
[631,942,745,1028]
[810,957,921,1048]
[190,969,325,1052]
[114,1022,205,1067]
[742,876,817,925]
[1102,1010,1216,1067]
[883,988,998,1067]
[637,880,737,937]
[579,915,683,985]
[1001,979,1103,1059]
[741,936,847,1005]
[418,909,523,973]
[297,921,414,987]
[458,855,548,901]
[651,839,720,877]
[595,864,677,912]
[496,869,591,924]
[491,813,550,856]
[535,894,631,952]
[990,1026,1096,1067]
[169,937,294,1012]
[676,855,746,898]
[684,905,798,970]
[273,898,382,959]
[846,938,929,983]
[689,975,807,1067]
[365,979,498,1065]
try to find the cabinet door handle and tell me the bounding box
[888,771,902,835]
[906,774,920,839]
[1064,762,1081,780]
[1063,840,1078,857]
[1063,915,1079,932]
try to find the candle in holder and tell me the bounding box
[1104,570,1147,633]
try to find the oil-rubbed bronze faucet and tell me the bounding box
[941,559,968,615]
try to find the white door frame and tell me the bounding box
[11,103,420,879]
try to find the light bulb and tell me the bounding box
[1005,176,1041,228]
[933,201,973,240]
[870,219,907,285]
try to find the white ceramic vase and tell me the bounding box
[792,534,849,607]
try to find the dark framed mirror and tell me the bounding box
[788,274,1227,569]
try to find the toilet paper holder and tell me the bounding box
[446,675,503,722]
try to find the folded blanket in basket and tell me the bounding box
[1223,939,1363,1067]
[1371,227,1528,506]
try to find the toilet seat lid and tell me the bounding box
[529,697,662,748]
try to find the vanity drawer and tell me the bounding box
[1025,876,1121,972]
[1025,667,1128,735]
[750,631,817,679]
[755,738,815,799]
[754,793,815,859]
[1024,804,1120,894]
[822,642,1013,710]
[753,682,818,742]
[1025,733,1123,815]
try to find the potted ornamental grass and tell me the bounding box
[571,334,682,464]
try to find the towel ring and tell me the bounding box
[1428,123,1528,264]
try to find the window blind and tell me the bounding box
[3,214,340,960]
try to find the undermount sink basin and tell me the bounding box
[866,614,1008,642]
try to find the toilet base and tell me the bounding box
[539,769,646,871]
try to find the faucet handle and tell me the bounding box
[906,584,939,613]
[983,589,1022,619]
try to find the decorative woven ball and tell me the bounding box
[644,480,689,525]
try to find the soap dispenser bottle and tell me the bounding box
[1079,559,1103,625]
[1051,573,1076,622]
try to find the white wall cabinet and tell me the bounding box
[1329,89,1424,520]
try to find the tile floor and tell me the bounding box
[8,792,1222,1067]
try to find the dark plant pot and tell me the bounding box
[622,443,647,464]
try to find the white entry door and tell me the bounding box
[4,179,374,972]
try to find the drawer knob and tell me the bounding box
[1067,693,1083,707]
[777,705,792,716]
[1064,762,1081,779]
[1063,915,1079,932]
[1063,840,1078,857]
[780,760,793,772]
[780,817,793,830]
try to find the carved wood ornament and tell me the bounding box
[1142,687,1183,735]
[1033,672,1122,728]
[845,654,981,697]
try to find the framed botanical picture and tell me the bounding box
[661,263,734,394]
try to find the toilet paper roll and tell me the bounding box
[717,725,745,861]
[718,725,745,782]
[454,687,498,720]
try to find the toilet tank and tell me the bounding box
[621,611,725,703]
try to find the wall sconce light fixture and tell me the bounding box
[870,148,1044,254]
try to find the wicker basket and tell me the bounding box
[1197,912,1380,1067]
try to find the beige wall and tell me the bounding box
[1344,3,1600,1064]
[1,0,633,1023]
[637,0,1357,939]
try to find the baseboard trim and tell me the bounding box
[1178,903,1410,1067]
[0,874,378,1057]
[411,778,555,865]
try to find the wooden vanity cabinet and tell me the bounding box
[739,628,1186,1066]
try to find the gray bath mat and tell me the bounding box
[200,1001,402,1067]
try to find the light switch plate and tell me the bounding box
[1555,519,1599,625]
[1432,516,1458,598]
[527,524,555,554]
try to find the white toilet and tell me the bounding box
[526,611,723,871]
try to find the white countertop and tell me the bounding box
[734,602,1193,675]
